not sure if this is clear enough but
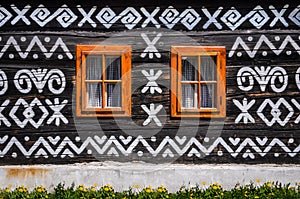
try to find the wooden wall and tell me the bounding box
[0,0,299,165]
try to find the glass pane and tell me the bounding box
[201,56,216,81]
[106,83,121,107]
[181,84,198,108]
[87,83,102,107]
[201,84,216,108]
[106,56,121,80]
[182,56,198,81]
[86,55,102,80]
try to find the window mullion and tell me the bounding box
[102,54,106,108]
[198,55,201,109]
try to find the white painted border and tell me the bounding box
[0,162,299,192]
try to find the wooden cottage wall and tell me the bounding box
[0,0,299,164]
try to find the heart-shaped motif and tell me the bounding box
[229,137,240,146]
[94,135,107,145]
[242,149,255,159]
[187,148,201,158]
[47,136,60,145]
[119,135,132,145]
[0,135,8,144]
[256,137,268,146]
[175,136,187,145]
[162,148,174,158]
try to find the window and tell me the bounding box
[170,46,226,118]
[76,45,131,117]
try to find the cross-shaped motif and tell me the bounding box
[140,33,162,59]
[141,69,162,94]
[141,103,163,126]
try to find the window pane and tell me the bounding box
[87,83,102,107]
[106,56,121,80]
[182,56,198,81]
[86,55,102,80]
[106,83,121,107]
[201,56,216,81]
[201,84,215,108]
[181,84,198,108]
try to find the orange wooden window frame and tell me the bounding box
[170,46,226,118]
[76,45,131,117]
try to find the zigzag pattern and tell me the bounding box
[0,135,298,160]
[0,36,73,60]
[229,35,300,58]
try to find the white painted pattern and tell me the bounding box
[202,7,223,29]
[0,98,68,129]
[77,5,97,28]
[141,103,163,126]
[0,100,11,127]
[0,70,8,95]
[30,4,77,28]
[140,33,162,59]
[0,36,73,60]
[291,99,300,124]
[11,4,31,25]
[233,98,256,124]
[237,66,288,92]
[45,98,69,126]
[289,5,300,26]
[140,7,161,28]
[14,68,66,94]
[248,6,270,29]
[229,35,300,58]
[0,135,298,159]
[118,7,142,30]
[158,6,180,29]
[233,98,300,126]
[9,98,49,129]
[257,98,294,127]
[296,67,300,90]
[0,6,12,27]
[269,5,289,27]
[141,69,162,94]
[96,7,118,29]
[1,4,299,30]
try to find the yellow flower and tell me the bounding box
[254,196,259,199]
[93,183,98,187]
[79,187,84,191]
[5,188,10,193]
[18,188,23,192]
[158,188,163,192]
[212,185,218,190]
[104,187,109,192]
[201,181,206,185]
[289,186,295,189]
[45,195,48,199]
[145,188,151,193]
[266,182,272,187]
[7,184,12,188]
[37,188,42,192]
[91,187,96,192]
[255,179,261,183]
[134,184,140,189]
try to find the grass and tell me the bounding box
[0,181,299,198]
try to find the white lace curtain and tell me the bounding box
[181,56,216,108]
[86,55,121,108]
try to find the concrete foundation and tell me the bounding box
[0,162,299,192]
